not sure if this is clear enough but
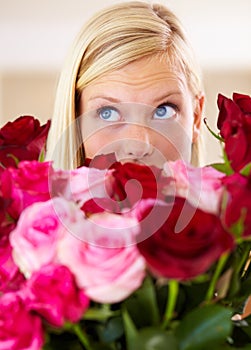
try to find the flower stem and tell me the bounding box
[205,253,229,302]
[162,280,179,329]
[72,323,92,350]
[238,243,251,278]
[203,118,224,142]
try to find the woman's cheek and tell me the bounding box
[83,129,118,158]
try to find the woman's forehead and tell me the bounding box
[82,57,189,100]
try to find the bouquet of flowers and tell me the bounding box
[1,93,251,350]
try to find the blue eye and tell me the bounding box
[154,104,177,119]
[98,107,120,121]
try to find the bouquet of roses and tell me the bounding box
[1,93,251,350]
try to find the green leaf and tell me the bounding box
[229,209,247,239]
[175,281,209,314]
[122,307,138,350]
[97,316,124,343]
[241,322,251,339]
[226,243,251,300]
[71,323,92,350]
[210,163,233,175]
[123,276,160,327]
[83,307,120,321]
[131,328,178,350]
[42,332,82,350]
[236,279,251,302]
[175,304,233,350]
[240,162,251,177]
[38,146,46,162]
[92,344,116,350]
[6,153,20,166]
[210,148,234,175]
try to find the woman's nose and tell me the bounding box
[119,123,154,160]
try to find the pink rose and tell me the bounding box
[48,165,114,209]
[57,212,145,303]
[68,165,114,206]
[1,161,53,220]
[25,264,89,327]
[163,160,224,214]
[10,197,86,277]
[64,211,140,247]
[0,292,44,350]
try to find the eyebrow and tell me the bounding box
[87,91,182,105]
[153,91,182,104]
[88,95,122,104]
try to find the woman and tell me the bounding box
[46,1,204,169]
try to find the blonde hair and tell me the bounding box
[46,1,203,169]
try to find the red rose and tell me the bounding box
[111,162,167,208]
[217,93,251,172]
[137,197,234,280]
[81,161,166,214]
[81,197,122,214]
[222,173,251,238]
[84,152,118,169]
[0,116,50,169]
[85,153,168,210]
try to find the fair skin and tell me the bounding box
[79,56,204,167]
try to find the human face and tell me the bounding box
[79,56,202,168]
